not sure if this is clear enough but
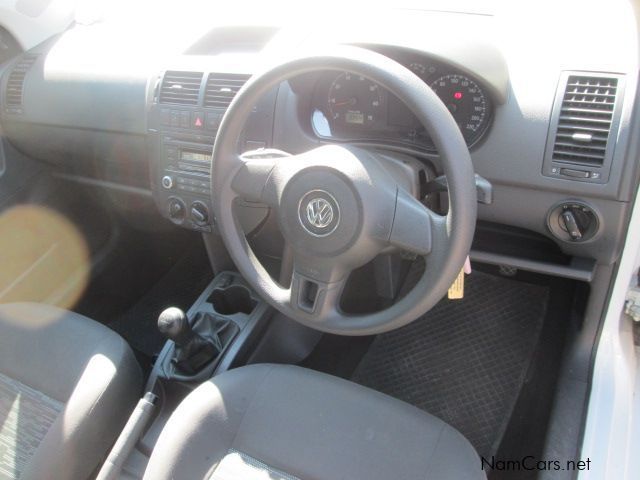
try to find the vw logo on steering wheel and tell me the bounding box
[306,198,334,228]
[298,190,340,237]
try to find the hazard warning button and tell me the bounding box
[191,112,204,129]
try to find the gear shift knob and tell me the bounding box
[157,307,194,347]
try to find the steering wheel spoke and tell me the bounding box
[389,189,444,256]
[231,149,292,206]
[288,259,348,318]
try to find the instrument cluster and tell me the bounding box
[309,53,493,151]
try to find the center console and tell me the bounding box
[147,69,278,232]
[113,271,273,479]
[151,272,269,385]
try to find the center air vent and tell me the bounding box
[159,71,203,106]
[204,73,251,109]
[5,54,38,113]
[543,73,625,183]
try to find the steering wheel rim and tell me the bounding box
[211,46,477,335]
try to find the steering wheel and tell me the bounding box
[211,46,477,335]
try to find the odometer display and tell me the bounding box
[345,111,365,125]
[429,74,488,145]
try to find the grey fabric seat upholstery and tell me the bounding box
[144,363,485,480]
[0,302,142,480]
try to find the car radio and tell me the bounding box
[156,138,215,232]
[164,142,212,180]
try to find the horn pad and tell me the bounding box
[279,167,362,257]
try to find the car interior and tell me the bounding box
[0,1,639,479]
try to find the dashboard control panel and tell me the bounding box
[147,70,277,232]
[158,139,215,232]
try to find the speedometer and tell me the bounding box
[429,74,489,145]
[328,72,382,128]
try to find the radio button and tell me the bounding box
[161,175,174,189]
[170,110,180,127]
[166,147,178,161]
[180,111,190,128]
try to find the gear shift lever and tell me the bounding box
[157,308,196,347]
[157,307,221,374]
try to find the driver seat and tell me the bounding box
[144,364,485,480]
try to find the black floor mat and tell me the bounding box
[351,270,549,459]
[108,246,213,358]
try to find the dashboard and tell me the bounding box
[0,2,638,275]
[307,53,493,151]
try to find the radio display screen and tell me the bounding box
[181,150,210,163]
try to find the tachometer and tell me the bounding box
[429,74,488,145]
[328,72,382,128]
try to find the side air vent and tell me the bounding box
[543,73,625,183]
[552,76,618,166]
[159,71,203,105]
[204,73,251,109]
[5,54,38,112]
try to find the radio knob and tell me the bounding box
[162,175,174,189]
[190,201,209,225]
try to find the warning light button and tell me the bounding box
[191,112,204,129]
